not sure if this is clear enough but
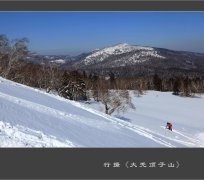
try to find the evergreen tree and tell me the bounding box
[58,71,87,101]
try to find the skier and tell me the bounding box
[166,122,172,131]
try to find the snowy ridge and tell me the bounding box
[82,43,165,65]
[50,59,66,64]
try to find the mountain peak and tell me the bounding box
[80,43,164,66]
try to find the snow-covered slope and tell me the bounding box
[0,77,172,147]
[0,121,74,147]
[0,77,203,147]
[85,91,204,147]
[75,43,165,67]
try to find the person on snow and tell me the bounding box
[166,122,172,131]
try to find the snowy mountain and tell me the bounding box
[0,77,204,147]
[66,43,204,71]
[83,43,165,65]
[72,43,165,68]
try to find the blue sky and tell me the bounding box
[0,12,204,55]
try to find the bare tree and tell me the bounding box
[4,38,29,78]
[98,89,135,115]
[0,34,9,74]
[0,34,9,56]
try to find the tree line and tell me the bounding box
[1,34,204,115]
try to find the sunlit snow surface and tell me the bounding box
[85,91,204,147]
[0,77,203,147]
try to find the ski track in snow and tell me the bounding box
[0,89,201,147]
[80,100,204,147]
[0,91,173,147]
[62,101,183,147]
[0,91,88,125]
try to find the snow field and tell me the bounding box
[0,77,204,147]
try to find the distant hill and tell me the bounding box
[60,43,204,76]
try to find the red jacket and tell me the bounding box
[167,122,172,129]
